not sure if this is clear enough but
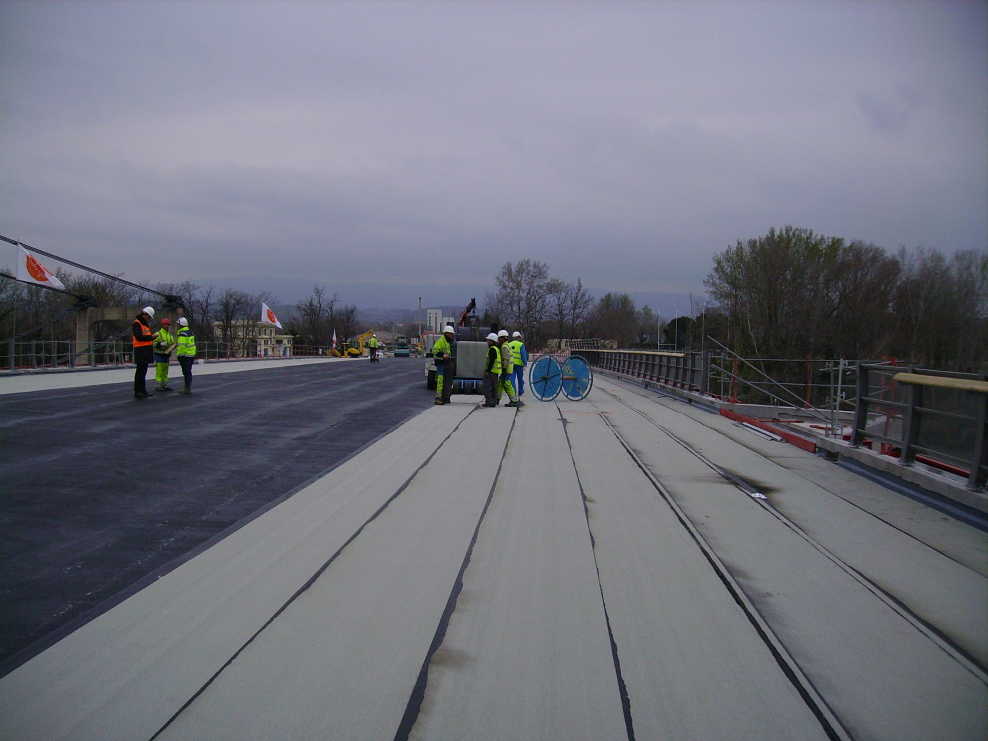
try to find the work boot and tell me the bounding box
[434,398,444,405]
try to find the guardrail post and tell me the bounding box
[970,383,987,490]
[900,369,920,466]
[851,362,868,447]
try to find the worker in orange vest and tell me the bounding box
[132,306,156,399]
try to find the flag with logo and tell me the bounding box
[260,302,283,329]
[332,329,337,349]
[16,248,65,290]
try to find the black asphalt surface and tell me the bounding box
[0,359,435,673]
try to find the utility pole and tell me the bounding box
[417,297,422,341]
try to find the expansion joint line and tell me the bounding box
[597,411,853,741]
[557,404,637,741]
[149,405,482,741]
[614,393,988,685]
[392,407,520,741]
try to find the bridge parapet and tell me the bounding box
[852,364,988,491]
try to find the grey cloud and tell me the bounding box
[1,1,985,315]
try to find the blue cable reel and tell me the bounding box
[529,355,562,401]
[560,354,593,400]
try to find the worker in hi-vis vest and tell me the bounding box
[431,325,455,405]
[153,319,177,392]
[367,333,380,362]
[175,317,197,394]
[132,306,156,399]
[508,331,528,396]
[497,330,522,407]
[481,332,501,407]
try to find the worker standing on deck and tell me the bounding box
[508,331,528,396]
[132,306,156,399]
[482,332,501,407]
[497,330,522,407]
[431,325,455,405]
[153,319,177,392]
[175,317,197,394]
[367,333,380,363]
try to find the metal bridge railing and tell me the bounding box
[852,363,988,490]
[577,349,711,395]
[2,340,337,372]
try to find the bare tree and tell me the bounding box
[293,285,338,346]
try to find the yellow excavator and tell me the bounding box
[334,329,375,357]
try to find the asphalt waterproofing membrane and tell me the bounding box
[0,358,434,671]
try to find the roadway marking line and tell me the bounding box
[597,411,854,741]
[602,388,988,687]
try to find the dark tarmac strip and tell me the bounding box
[0,359,434,673]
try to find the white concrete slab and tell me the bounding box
[157,404,514,741]
[409,400,628,741]
[0,357,354,395]
[591,382,988,740]
[602,378,988,575]
[560,403,829,741]
[595,378,988,667]
[0,402,474,741]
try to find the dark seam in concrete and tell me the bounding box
[392,408,519,741]
[0,390,434,679]
[598,412,852,741]
[147,405,479,741]
[557,404,636,741]
[614,397,988,683]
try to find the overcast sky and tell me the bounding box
[2,1,985,315]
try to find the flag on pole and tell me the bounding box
[332,329,337,349]
[260,302,283,329]
[16,248,65,290]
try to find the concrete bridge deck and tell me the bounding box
[1,365,986,740]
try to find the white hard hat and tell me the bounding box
[512,331,522,338]
[178,317,189,327]
[497,330,508,338]
[486,332,498,342]
[442,325,455,334]
[142,306,155,317]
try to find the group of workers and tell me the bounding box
[431,325,528,408]
[132,306,197,399]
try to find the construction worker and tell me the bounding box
[132,306,156,399]
[482,332,501,407]
[508,331,528,396]
[497,330,522,407]
[175,317,197,394]
[367,333,380,362]
[153,318,177,392]
[431,325,455,405]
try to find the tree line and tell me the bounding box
[485,230,986,371]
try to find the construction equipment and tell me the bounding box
[336,329,375,358]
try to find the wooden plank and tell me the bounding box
[893,372,988,394]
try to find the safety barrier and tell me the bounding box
[2,340,337,371]
[852,363,988,490]
[578,349,711,395]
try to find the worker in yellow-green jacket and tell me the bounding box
[175,317,197,394]
[497,330,522,407]
[431,325,455,405]
[153,319,177,392]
